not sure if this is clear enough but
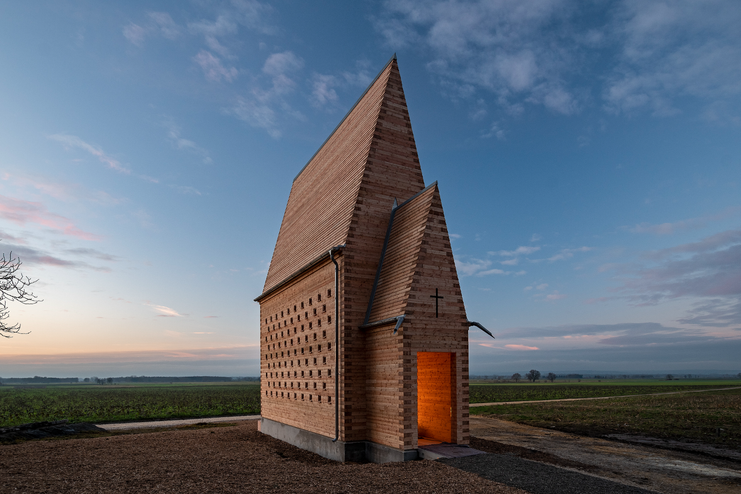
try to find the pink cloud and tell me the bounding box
[505,344,539,350]
[147,303,184,317]
[0,195,100,240]
[2,172,124,206]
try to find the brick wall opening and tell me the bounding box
[417,351,454,443]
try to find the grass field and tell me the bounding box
[0,383,261,427]
[469,381,741,404]
[471,387,741,449]
[3,379,741,450]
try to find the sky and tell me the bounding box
[1,0,740,378]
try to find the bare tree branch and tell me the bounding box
[0,252,41,338]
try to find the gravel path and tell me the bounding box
[0,420,525,494]
[442,454,656,494]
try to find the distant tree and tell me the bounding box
[738,373,741,379]
[546,372,556,383]
[511,373,522,383]
[666,374,674,380]
[526,369,541,382]
[106,377,113,384]
[83,378,90,383]
[0,252,40,338]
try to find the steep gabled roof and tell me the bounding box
[364,183,435,323]
[364,183,466,325]
[263,56,424,293]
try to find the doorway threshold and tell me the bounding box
[418,442,487,460]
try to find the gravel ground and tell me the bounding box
[0,420,526,494]
[441,454,656,494]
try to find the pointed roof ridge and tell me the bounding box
[263,55,402,292]
[293,54,398,183]
[364,183,438,323]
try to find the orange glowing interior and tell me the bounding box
[417,351,454,443]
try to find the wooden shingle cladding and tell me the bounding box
[262,57,423,295]
[363,184,469,450]
[366,184,436,323]
[339,60,426,443]
[257,56,470,459]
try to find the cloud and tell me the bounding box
[188,15,238,38]
[0,195,100,240]
[481,121,505,140]
[64,248,118,262]
[309,62,375,109]
[228,0,276,35]
[123,23,146,46]
[226,51,305,138]
[496,321,720,346]
[377,1,741,123]
[678,298,741,328]
[310,74,339,107]
[49,134,130,174]
[227,96,280,138]
[193,50,238,83]
[505,344,539,351]
[148,304,184,317]
[545,290,567,301]
[455,258,524,277]
[2,172,124,206]
[164,121,213,164]
[644,228,741,261]
[478,268,507,276]
[262,51,304,94]
[609,229,741,328]
[123,12,182,46]
[2,244,111,271]
[627,207,741,236]
[455,258,491,276]
[493,246,540,257]
[169,185,202,196]
[547,246,591,262]
[605,1,741,117]
[376,0,582,115]
[148,12,181,40]
[618,240,741,302]
[530,233,542,242]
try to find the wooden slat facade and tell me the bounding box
[258,57,470,459]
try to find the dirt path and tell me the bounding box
[469,416,741,494]
[97,415,261,431]
[471,386,741,407]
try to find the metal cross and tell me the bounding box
[430,288,444,318]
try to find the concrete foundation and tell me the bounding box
[259,418,418,463]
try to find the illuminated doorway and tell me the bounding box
[417,352,454,443]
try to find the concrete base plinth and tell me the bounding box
[259,418,418,463]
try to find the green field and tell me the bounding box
[469,380,741,404]
[470,387,741,449]
[0,383,261,427]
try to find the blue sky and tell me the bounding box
[1,0,740,378]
